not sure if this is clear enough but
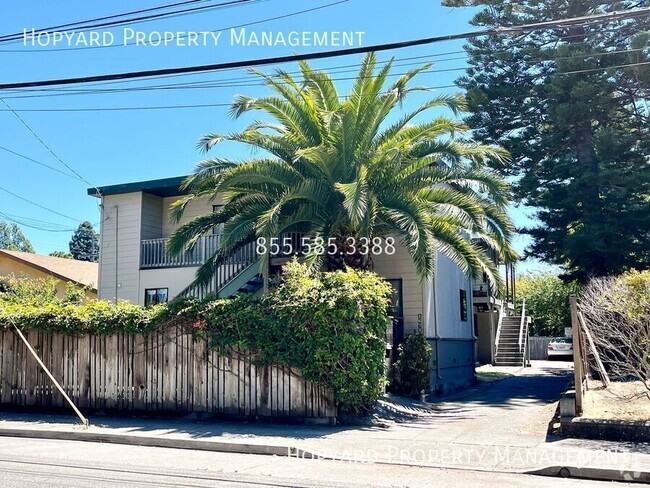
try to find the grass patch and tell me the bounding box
[476,370,515,383]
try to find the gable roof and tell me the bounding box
[0,249,98,291]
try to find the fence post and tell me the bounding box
[570,295,583,415]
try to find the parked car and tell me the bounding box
[547,337,573,359]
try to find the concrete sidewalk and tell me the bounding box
[0,361,648,483]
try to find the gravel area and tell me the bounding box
[583,381,650,421]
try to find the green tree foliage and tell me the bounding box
[49,251,73,259]
[168,54,516,289]
[516,272,580,336]
[393,333,432,397]
[445,0,650,281]
[69,221,99,262]
[0,221,34,253]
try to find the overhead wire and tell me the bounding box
[0,186,84,223]
[0,0,268,45]
[0,0,346,53]
[1,7,648,90]
[0,0,216,42]
[0,59,648,112]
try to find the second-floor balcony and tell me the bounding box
[141,235,222,269]
[140,233,305,269]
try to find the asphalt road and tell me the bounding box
[0,437,639,488]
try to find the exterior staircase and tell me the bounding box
[178,241,264,300]
[494,305,529,367]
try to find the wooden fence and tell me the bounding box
[528,336,553,360]
[0,325,336,419]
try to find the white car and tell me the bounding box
[547,337,573,358]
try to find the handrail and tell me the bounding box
[179,240,259,300]
[518,298,527,351]
[494,303,505,349]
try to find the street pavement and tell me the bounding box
[0,436,638,487]
[0,360,648,484]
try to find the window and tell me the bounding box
[145,288,168,306]
[459,289,468,322]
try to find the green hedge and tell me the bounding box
[0,262,391,413]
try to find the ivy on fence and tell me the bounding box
[0,262,392,413]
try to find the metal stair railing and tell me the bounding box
[494,304,505,360]
[518,298,527,366]
[179,240,259,300]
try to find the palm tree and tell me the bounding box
[168,53,516,289]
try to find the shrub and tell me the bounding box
[0,274,59,306]
[516,272,580,336]
[0,262,392,414]
[580,270,650,398]
[393,333,432,397]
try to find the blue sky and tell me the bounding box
[0,0,549,273]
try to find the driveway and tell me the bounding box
[427,360,574,446]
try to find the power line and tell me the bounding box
[1,44,644,101]
[0,186,83,223]
[0,0,267,44]
[0,0,214,42]
[3,23,602,91]
[0,1,347,54]
[0,98,101,195]
[2,7,648,90]
[0,145,82,180]
[1,59,648,113]
[0,211,79,232]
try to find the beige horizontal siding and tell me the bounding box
[141,193,163,240]
[372,238,423,335]
[162,196,222,238]
[98,192,143,303]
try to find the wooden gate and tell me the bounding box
[0,325,336,419]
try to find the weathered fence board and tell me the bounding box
[529,337,553,360]
[0,325,336,420]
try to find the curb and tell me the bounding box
[529,465,650,483]
[0,427,316,458]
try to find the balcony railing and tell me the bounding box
[141,235,221,269]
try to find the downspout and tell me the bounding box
[431,258,442,390]
[96,202,104,299]
[114,205,119,304]
[469,275,476,371]
[488,280,496,364]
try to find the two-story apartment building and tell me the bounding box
[89,175,519,395]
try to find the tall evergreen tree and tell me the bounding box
[0,221,34,253]
[445,0,650,281]
[69,221,99,262]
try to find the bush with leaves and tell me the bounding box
[0,274,59,306]
[516,272,580,336]
[393,333,432,397]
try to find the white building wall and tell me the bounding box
[98,192,143,303]
[372,239,423,335]
[138,267,199,306]
[433,251,474,340]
